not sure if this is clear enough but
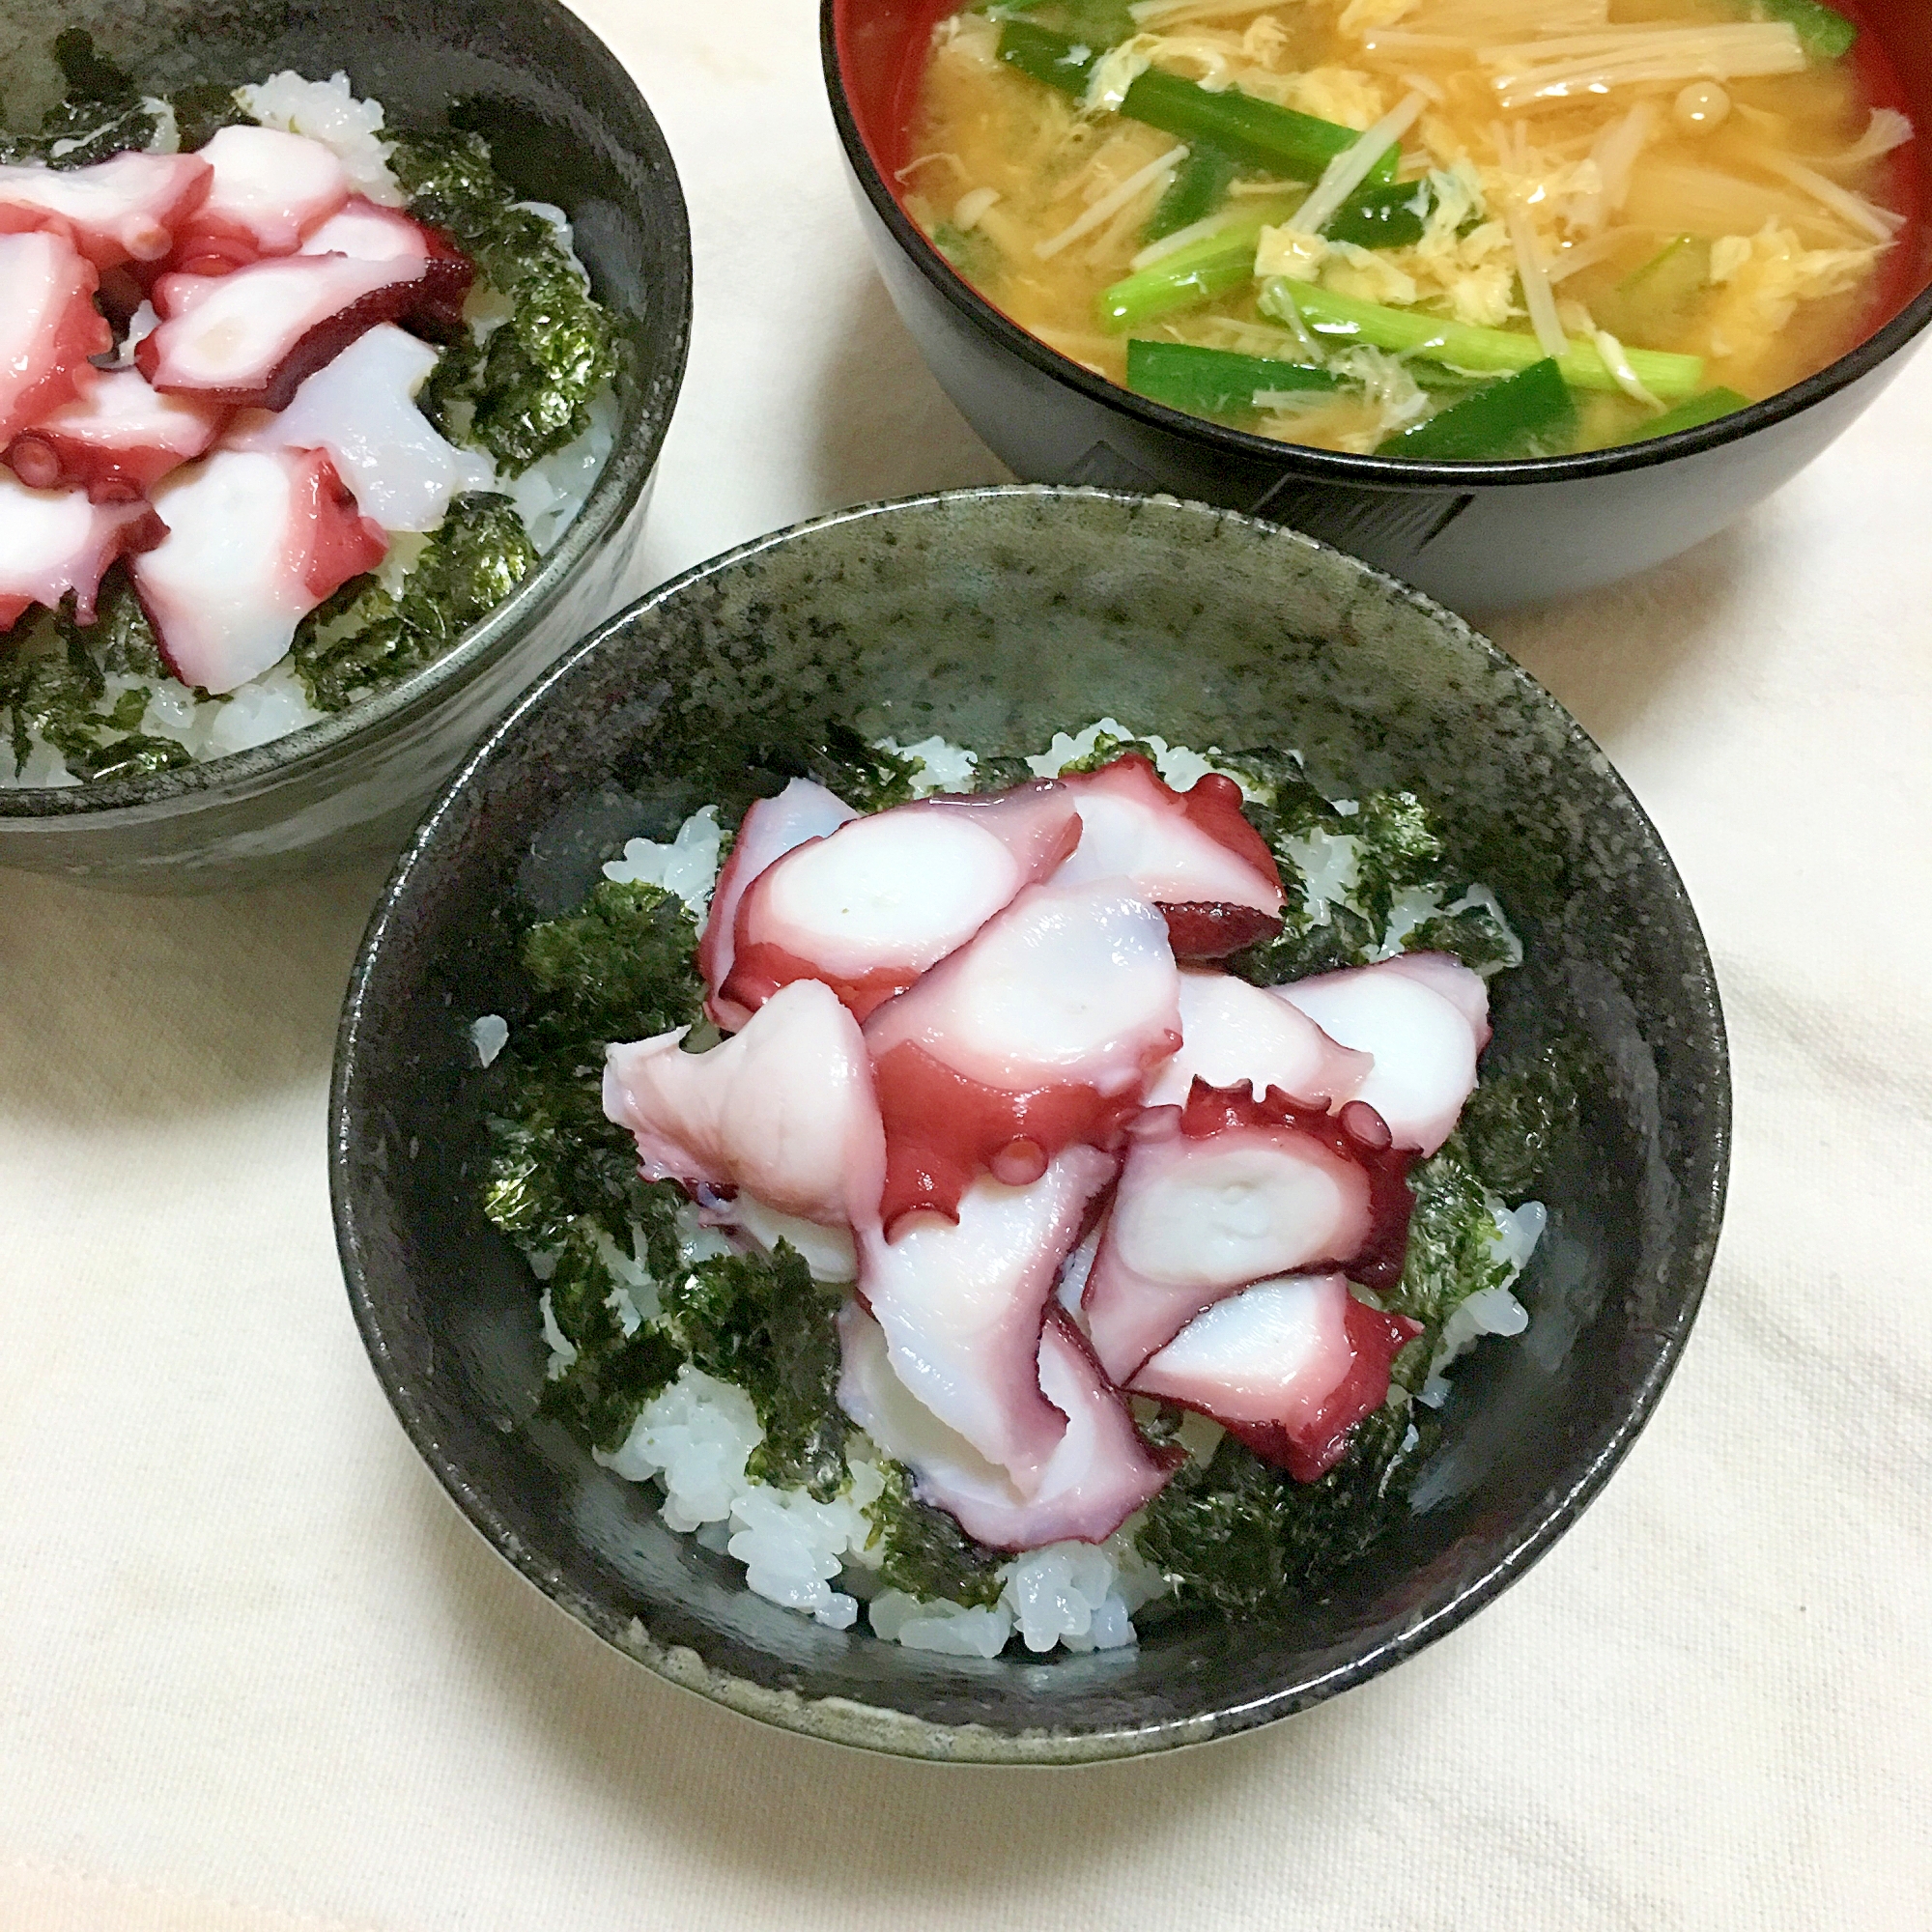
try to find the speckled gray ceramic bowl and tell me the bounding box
[0,0,691,893]
[332,487,1729,1762]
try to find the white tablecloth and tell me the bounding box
[3,4,1928,1925]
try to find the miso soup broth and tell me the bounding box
[902,0,1915,458]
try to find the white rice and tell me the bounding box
[469,1013,510,1067]
[1417,1198,1547,1408]
[0,76,616,789]
[881,733,979,796]
[603,806,726,917]
[591,1364,1160,1653]
[138,98,181,156]
[522,727,1547,1656]
[235,71,405,206]
[1023,715,1262,798]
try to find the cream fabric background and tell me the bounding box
[2,3,1928,1926]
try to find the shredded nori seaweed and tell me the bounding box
[0,30,160,167]
[656,1243,851,1499]
[1135,1407,1440,1616]
[290,494,538,714]
[0,582,191,782]
[866,1464,1009,1609]
[538,1218,686,1452]
[482,881,705,1256]
[1215,746,1522,982]
[1454,1044,1580,1203]
[388,129,619,473]
[484,882,856,1497]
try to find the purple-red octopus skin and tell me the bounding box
[8,367,225,502]
[136,237,471,412]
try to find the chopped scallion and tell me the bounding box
[1126,338,1338,420]
[1378,358,1577,460]
[1264,280,1707,398]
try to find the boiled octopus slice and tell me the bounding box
[130,447,386,693]
[720,780,1081,1023]
[1142,966,1371,1111]
[165,126,347,272]
[0,151,212,269]
[1277,953,1489,1156]
[699,779,860,1031]
[838,1302,1179,1550]
[1128,1271,1419,1481]
[0,229,109,445]
[603,977,887,1240]
[1053,753,1285,957]
[855,1143,1117,1492]
[225,324,494,532]
[863,877,1181,1230]
[298,196,452,265]
[7,368,225,503]
[1081,1081,1413,1384]
[136,232,472,412]
[0,472,161,631]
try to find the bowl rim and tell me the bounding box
[0,0,694,822]
[332,482,1732,1762]
[820,0,1932,495]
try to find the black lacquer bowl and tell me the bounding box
[333,488,1729,1761]
[824,0,1932,611]
[0,0,691,891]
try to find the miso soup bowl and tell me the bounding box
[333,486,1731,1762]
[0,0,692,893]
[824,0,1932,611]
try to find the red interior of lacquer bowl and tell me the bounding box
[832,0,1932,352]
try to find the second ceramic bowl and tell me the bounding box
[0,0,692,892]
[333,486,1730,1761]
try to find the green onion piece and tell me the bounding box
[1145,143,1240,242]
[1264,280,1708,398]
[1378,357,1577,460]
[1620,386,1753,442]
[1751,0,1857,59]
[997,22,1396,185]
[1126,338,1338,419]
[996,16,1102,93]
[1099,207,1294,330]
[1323,177,1434,250]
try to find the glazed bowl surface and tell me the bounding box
[823,0,1932,611]
[0,0,692,891]
[332,485,1730,1762]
